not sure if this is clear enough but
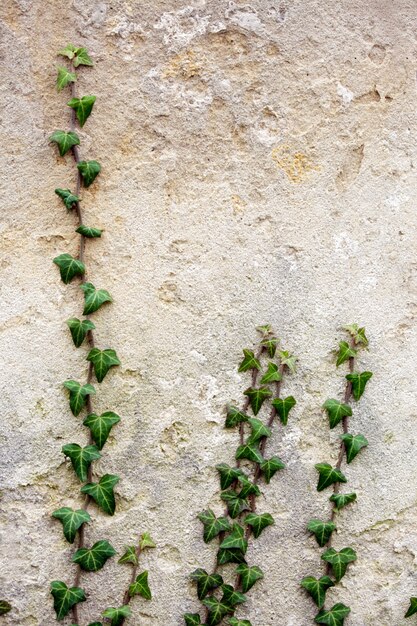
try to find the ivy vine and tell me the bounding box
[49,44,154,625]
[184,326,297,625]
[301,325,372,625]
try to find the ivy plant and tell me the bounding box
[49,44,154,625]
[301,325,372,624]
[185,326,297,625]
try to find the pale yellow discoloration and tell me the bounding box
[271,144,320,183]
[163,49,202,79]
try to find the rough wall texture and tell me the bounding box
[1,0,417,624]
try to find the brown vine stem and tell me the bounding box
[68,61,95,625]
[118,542,143,624]
[325,343,355,575]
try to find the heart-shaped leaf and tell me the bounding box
[235,441,263,464]
[220,524,248,552]
[72,539,116,571]
[243,387,272,415]
[323,399,352,429]
[118,546,138,565]
[260,362,282,384]
[278,350,297,373]
[190,569,223,600]
[0,601,11,615]
[272,396,296,426]
[53,253,85,284]
[215,464,245,490]
[315,463,347,492]
[344,324,368,347]
[57,66,76,92]
[87,348,120,383]
[81,474,119,516]
[220,490,250,519]
[55,188,80,209]
[225,406,250,428]
[52,507,91,543]
[77,160,101,187]
[329,492,357,510]
[63,380,96,416]
[62,443,101,482]
[340,433,368,463]
[76,225,102,238]
[198,509,230,543]
[238,349,261,373]
[307,519,336,547]
[314,603,351,625]
[235,564,263,592]
[66,318,95,348]
[336,341,357,367]
[129,570,152,599]
[81,282,112,315]
[261,337,279,357]
[405,597,417,617]
[259,456,285,483]
[102,605,131,626]
[49,130,80,156]
[246,417,271,444]
[301,575,334,608]
[321,547,356,582]
[68,95,96,127]
[50,581,86,620]
[244,512,274,538]
[140,531,156,549]
[184,615,202,626]
[83,411,120,450]
[346,371,373,400]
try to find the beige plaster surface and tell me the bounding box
[1,0,417,624]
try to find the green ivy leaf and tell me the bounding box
[307,519,337,547]
[198,509,231,543]
[235,441,263,464]
[323,399,352,429]
[221,584,246,607]
[184,614,202,626]
[256,324,272,334]
[272,395,296,426]
[336,341,357,367]
[52,507,91,543]
[217,547,246,565]
[87,348,121,383]
[344,324,368,347]
[215,464,244,490]
[261,337,279,358]
[118,546,138,565]
[243,387,272,415]
[300,575,334,608]
[81,474,120,515]
[237,476,261,499]
[77,160,101,187]
[405,598,417,617]
[202,597,231,626]
[346,371,373,400]
[63,380,96,416]
[260,456,285,483]
[73,47,93,67]
[220,524,248,552]
[72,539,116,572]
[238,349,261,373]
[140,531,156,549]
[55,188,80,209]
[62,443,101,482]
[329,492,357,510]
[0,601,11,615]
[220,490,250,519]
[102,606,131,626]
[321,547,357,582]
[244,512,274,538]
[81,282,112,315]
[129,570,151,599]
[278,350,297,373]
[57,66,76,92]
[315,463,347,492]
[190,569,223,600]
[58,44,78,59]
[68,95,96,127]
[50,581,86,620]
[225,406,250,428]
[66,318,95,348]
[83,411,120,450]
[260,362,282,384]
[314,603,351,625]
[340,433,368,463]
[246,417,271,443]
[235,564,263,593]
[53,253,85,284]
[49,130,80,156]
[76,225,102,238]
[229,620,252,626]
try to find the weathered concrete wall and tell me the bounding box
[1,0,417,624]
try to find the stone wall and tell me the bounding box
[1,0,417,624]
